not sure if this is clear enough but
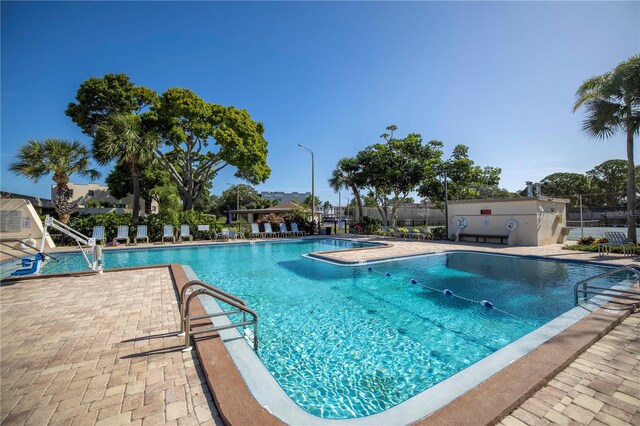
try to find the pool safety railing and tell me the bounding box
[574,264,640,308]
[178,279,258,352]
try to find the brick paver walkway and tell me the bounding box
[0,268,221,425]
[499,313,640,426]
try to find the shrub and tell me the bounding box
[361,216,381,235]
[431,226,446,240]
[68,213,134,242]
[577,236,596,246]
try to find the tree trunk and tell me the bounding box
[390,194,400,227]
[130,164,141,221]
[626,126,637,243]
[182,191,194,211]
[350,185,364,222]
[53,175,73,224]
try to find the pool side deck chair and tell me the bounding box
[290,222,306,236]
[134,225,149,245]
[162,225,175,243]
[279,223,294,237]
[599,231,636,256]
[114,226,130,245]
[179,224,193,243]
[92,226,106,245]
[263,223,279,238]
[249,223,264,239]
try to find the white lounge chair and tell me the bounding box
[290,223,306,236]
[599,231,635,256]
[162,225,175,243]
[134,225,149,244]
[249,223,264,239]
[179,224,192,243]
[279,223,293,237]
[263,223,279,238]
[92,226,105,245]
[113,226,130,245]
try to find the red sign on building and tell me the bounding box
[480,209,492,215]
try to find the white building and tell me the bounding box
[260,191,311,204]
[51,183,158,214]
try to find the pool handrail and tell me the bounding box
[574,264,640,306]
[179,279,248,334]
[182,287,258,352]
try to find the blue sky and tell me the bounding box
[2,1,638,204]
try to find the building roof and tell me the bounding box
[0,191,55,209]
[448,197,570,205]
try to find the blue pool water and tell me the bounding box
[2,239,628,419]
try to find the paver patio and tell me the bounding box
[499,313,640,426]
[0,267,221,425]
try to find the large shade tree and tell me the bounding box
[573,55,640,242]
[93,114,158,219]
[9,139,100,224]
[66,73,157,137]
[357,125,443,226]
[153,88,271,210]
[328,157,365,221]
[418,144,500,205]
[539,172,590,207]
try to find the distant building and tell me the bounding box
[50,183,158,214]
[260,191,311,204]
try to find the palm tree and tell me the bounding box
[329,157,364,221]
[9,139,100,224]
[574,55,640,243]
[93,114,158,220]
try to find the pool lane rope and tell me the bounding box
[367,267,523,321]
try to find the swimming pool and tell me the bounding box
[3,239,630,420]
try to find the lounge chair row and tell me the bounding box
[91,222,308,245]
[379,226,433,240]
[92,224,212,245]
[248,223,307,238]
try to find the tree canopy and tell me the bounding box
[153,88,271,210]
[9,139,100,223]
[574,54,640,242]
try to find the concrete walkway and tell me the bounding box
[0,268,221,426]
[499,313,640,426]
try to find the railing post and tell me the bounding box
[254,320,258,351]
[178,301,185,336]
[183,315,192,352]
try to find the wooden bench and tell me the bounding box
[459,233,509,244]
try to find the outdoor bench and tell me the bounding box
[459,233,509,244]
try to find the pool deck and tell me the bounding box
[1,236,638,425]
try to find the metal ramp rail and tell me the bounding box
[574,264,640,307]
[178,279,258,352]
[42,215,103,273]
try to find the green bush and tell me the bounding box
[577,236,596,246]
[431,226,446,240]
[69,213,135,242]
[361,216,381,235]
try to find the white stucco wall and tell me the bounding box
[0,199,55,261]
[448,197,569,246]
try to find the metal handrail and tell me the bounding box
[182,287,258,352]
[574,264,640,306]
[178,279,247,334]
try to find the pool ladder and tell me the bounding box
[574,264,640,308]
[178,279,258,352]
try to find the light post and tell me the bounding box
[443,168,449,239]
[298,144,315,233]
[227,183,240,220]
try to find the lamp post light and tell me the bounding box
[297,144,315,234]
[443,168,449,239]
[227,183,240,220]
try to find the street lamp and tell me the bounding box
[297,144,315,233]
[227,183,240,220]
[443,167,449,239]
